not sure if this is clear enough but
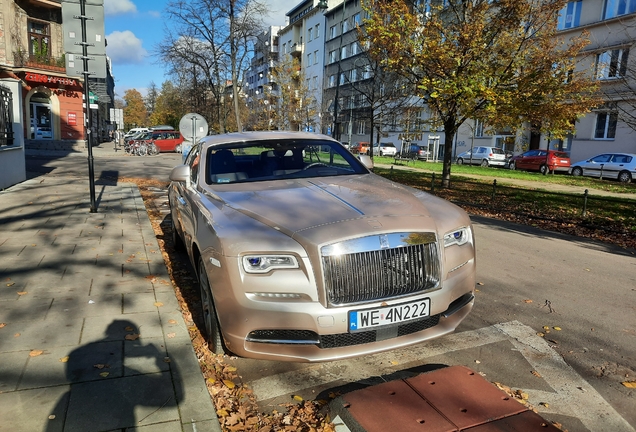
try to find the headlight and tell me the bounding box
[242,255,299,274]
[443,227,471,247]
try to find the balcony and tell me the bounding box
[27,0,61,9]
[13,51,66,73]
[290,43,303,58]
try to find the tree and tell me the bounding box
[159,0,267,133]
[123,89,148,130]
[149,81,185,128]
[363,0,599,187]
[269,56,319,132]
[145,82,159,119]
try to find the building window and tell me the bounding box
[350,42,359,56]
[474,119,484,137]
[356,120,366,135]
[603,0,636,19]
[350,68,357,82]
[330,25,337,39]
[314,50,319,64]
[307,53,312,67]
[307,27,313,42]
[341,45,347,59]
[329,74,336,87]
[339,72,346,85]
[596,48,629,79]
[28,20,50,62]
[329,50,338,63]
[558,1,581,29]
[342,18,349,33]
[282,43,286,54]
[352,12,361,26]
[594,112,618,139]
[315,24,320,39]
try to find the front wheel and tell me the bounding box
[509,161,516,170]
[571,167,583,176]
[618,170,632,183]
[198,257,225,355]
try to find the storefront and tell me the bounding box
[18,71,84,142]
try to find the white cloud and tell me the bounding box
[105,0,137,16]
[106,30,148,65]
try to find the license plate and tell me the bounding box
[560,160,568,163]
[348,298,430,332]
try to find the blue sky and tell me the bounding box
[105,0,291,99]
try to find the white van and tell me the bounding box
[124,127,149,139]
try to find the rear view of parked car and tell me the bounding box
[408,144,430,160]
[569,153,636,183]
[456,147,507,167]
[374,142,398,156]
[350,142,370,155]
[509,150,570,174]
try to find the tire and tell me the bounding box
[480,159,489,167]
[456,158,464,165]
[571,167,583,176]
[175,144,182,154]
[618,170,632,183]
[136,144,148,157]
[198,257,225,355]
[147,142,159,156]
[509,161,516,170]
[540,164,549,175]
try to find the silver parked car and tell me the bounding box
[456,146,507,167]
[373,142,398,157]
[168,131,476,362]
[569,153,636,183]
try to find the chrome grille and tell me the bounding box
[322,237,440,306]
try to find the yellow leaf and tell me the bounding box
[543,326,550,330]
[99,372,109,377]
[0,323,6,328]
[293,395,304,402]
[390,360,399,365]
[154,302,164,307]
[125,333,140,341]
[167,332,176,338]
[223,380,236,389]
[537,332,545,337]
[7,282,15,287]
[14,333,21,338]
[17,291,27,295]
[553,326,562,331]
[477,282,484,286]
[29,350,44,357]
[226,366,237,372]
[531,370,542,378]
[59,356,69,363]
[523,299,533,303]
[168,319,177,324]
[217,409,229,417]
[622,381,636,388]
[206,377,216,384]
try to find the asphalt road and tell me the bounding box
[26,149,636,431]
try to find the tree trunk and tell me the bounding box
[441,120,457,188]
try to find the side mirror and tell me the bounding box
[358,154,374,170]
[170,165,190,186]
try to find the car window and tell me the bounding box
[537,150,547,156]
[591,154,612,163]
[553,152,569,158]
[491,148,505,154]
[611,154,630,163]
[204,139,368,185]
[525,150,539,156]
[186,145,201,185]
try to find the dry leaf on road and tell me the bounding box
[154,302,164,307]
[125,333,140,341]
[622,381,636,388]
[29,350,44,357]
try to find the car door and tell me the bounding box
[582,154,612,178]
[171,145,201,252]
[474,147,486,165]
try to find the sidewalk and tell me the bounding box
[0,175,221,432]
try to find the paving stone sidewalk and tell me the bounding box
[0,175,221,432]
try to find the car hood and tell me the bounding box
[208,174,434,236]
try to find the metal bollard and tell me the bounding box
[491,179,497,200]
[431,173,435,192]
[582,189,588,217]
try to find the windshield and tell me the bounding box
[205,139,368,184]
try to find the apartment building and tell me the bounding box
[455,0,636,162]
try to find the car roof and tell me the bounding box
[198,131,339,147]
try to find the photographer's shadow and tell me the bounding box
[46,319,183,431]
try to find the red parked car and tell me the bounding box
[508,150,570,174]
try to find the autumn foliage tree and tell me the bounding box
[123,89,148,130]
[363,0,599,187]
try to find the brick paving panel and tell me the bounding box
[335,379,457,432]
[464,410,563,431]
[406,366,528,430]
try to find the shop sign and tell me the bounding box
[25,73,78,87]
[68,112,77,126]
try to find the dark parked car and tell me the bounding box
[169,131,476,362]
[408,144,430,160]
[509,150,571,174]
